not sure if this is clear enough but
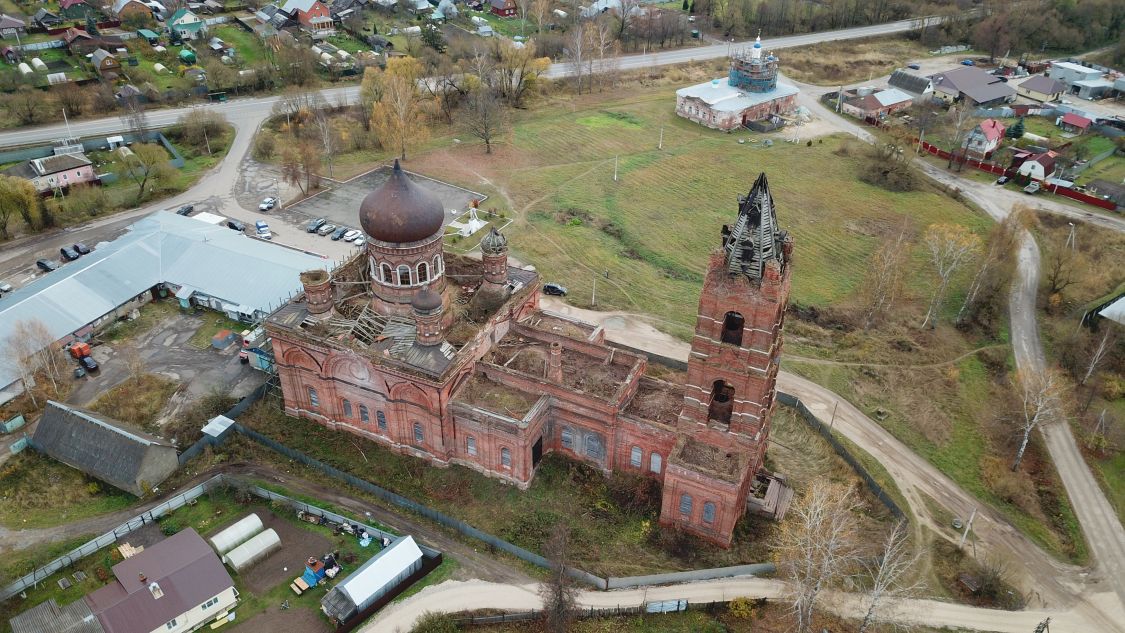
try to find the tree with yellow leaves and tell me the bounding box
[921,223,981,329]
[372,56,430,161]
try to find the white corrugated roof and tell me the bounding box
[340,536,423,605]
[0,211,330,389]
[676,79,799,113]
[1100,296,1125,326]
[873,88,912,107]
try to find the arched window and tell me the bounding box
[417,261,429,283]
[466,435,477,456]
[703,501,716,524]
[413,422,424,444]
[307,387,319,408]
[650,453,662,473]
[342,399,352,417]
[630,446,642,468]
[501,447,511,468]
[433,255,442,276]
[585,434,603,459]
[707,380,735,427]
[381,263,393,283]
[359,404,369,423]
[376,411,387,431]
[397,265,412,286]
[561,427,574,450]
[679,493,693,516]
[721,311,745,346]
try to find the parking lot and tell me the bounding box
[273,165,486,238]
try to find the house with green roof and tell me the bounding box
[168,8,206,40]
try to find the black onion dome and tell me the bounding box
[480,227,508,255]
[411,287,443,313]
[359,160,445,243]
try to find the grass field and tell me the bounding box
[0,452,135,529]
[407,88,989,339]
[89,373,181,431]
[187,310,247,350]
[213,25,270,66]
[783,35,931,85]
[1077,153,1125,186]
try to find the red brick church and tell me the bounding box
[266,163,793,546]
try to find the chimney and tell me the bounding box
[138,573,146,584]
[547,342,563,383]
[300,269,333,316]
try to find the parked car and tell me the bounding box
[73,242,91,255]
[353,236,366,247]
[306,218,327,233]
[36,259,59,272]
[255,220,272,240]
[175,204,195,216]
[960,59,974,66]
[907,63,921,70]
[73,366,86,379]
[60,246,80,261]
[1024,181,1040,194]
[342,230,361,242]
[995,175,1009,185]
[543,282,568,296]
[79,356,99,371]
[226,220,246,232]
[316,223,337,236]
[331,226,349,240]
[0,281,13,294]
[259,197,277,211]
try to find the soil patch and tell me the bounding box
[228,605,330,633]
[218,507,335,595]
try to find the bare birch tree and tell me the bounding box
[565,20,589,95]
[2,331,37,407]
[530,0,551,33]
[857,521,920,633]
[1080,329,1114,386]
[20,319,65,397]
[956,208,1023,325]
[463,87,507,154]
[540,523,578,633]
[862,226,909,330]
[774,481,861,633]
[1012,368,1063,472]
[921,223,981,329]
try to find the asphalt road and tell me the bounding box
[0,14,944,148]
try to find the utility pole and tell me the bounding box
[658,125,664,150]
[828,401,839,431]
[959,507,977,549]
[591,274,597,307]
[613,155,618,182]
[1065,222,1075,251]
[1033,617,1050,633]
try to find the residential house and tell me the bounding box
[255,4,293,30]
[2,152,97,193]
[888,69,933,101]
[928,66,1016,107]
[1,45,18,63]
[59,0,95,20]
[961,118,1006,159]
[1016,75,1064,102]
[490,0,517,17]
[32,8,63,29]
[61,27,123,54]
[1013,149,1059,181]
[168,8,207,40]
[111,0,153,21]
[10,529,239,633]
[207,36,233,56]
[31,401,179,495]
[281,0,335,35]
[839,87,912,119]
[1058,112,1092,135]
[91,48,121,75]
[0,14,25,39]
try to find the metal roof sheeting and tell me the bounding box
[1100,297,1125,326]
[0,211,329,390]
[339,536,423,608]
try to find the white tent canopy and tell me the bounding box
[1099,296,1125,326]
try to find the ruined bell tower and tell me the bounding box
[659,172,793,546]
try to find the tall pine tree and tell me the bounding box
[1006,117,1025,139]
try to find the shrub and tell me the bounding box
[605,471,661,514]
[728,596,755,620]
[253,132,277,160]
[410,612,459,633]
[859,146,918,192]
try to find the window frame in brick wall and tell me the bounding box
[702,501,716,524]
[501,447,511,468]
[377,410,387,431]
[342,399,352,417]
[650,453,662,473]
[413,422,424,444]
[630,446,642,468]
[679,493,693,516]
[359,404,369,423]
[561,426,574,449]
[307,387,319,408]
[467,435,477,456]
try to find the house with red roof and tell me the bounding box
[1058,112,1092,135]
[1012,149,1059,181]
[962,118,1006,159]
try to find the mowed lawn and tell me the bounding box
[413,90,989,338]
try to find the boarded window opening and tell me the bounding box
[630,446,642,468]
[703,501,716,524]
[467,435,477,456]
[679,493,693,516]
